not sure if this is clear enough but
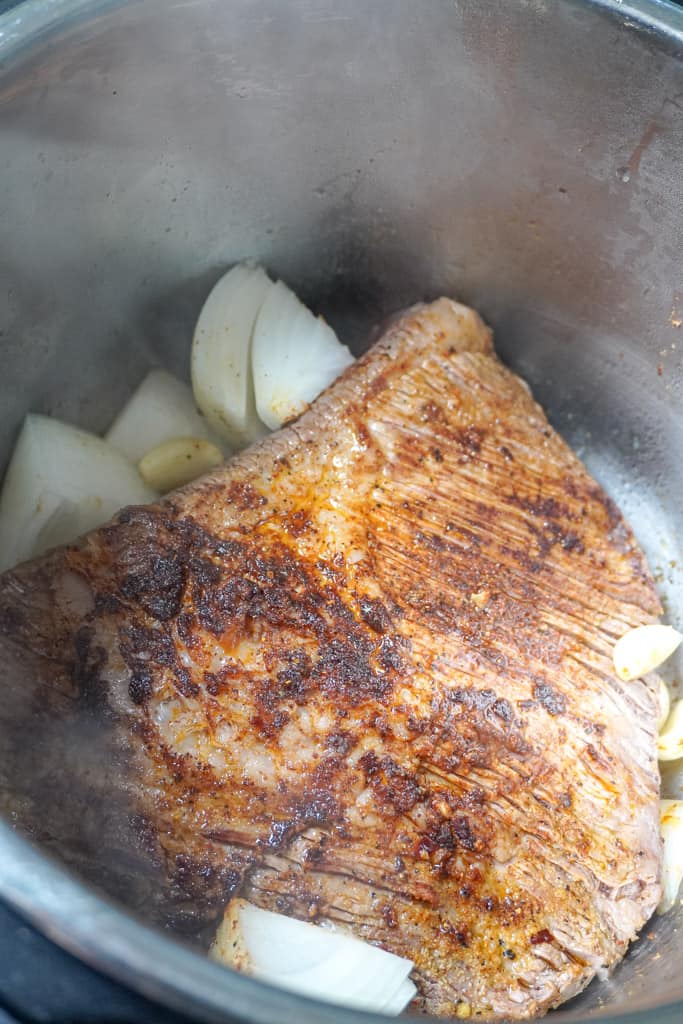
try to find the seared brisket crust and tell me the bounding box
[0,300,662,1017]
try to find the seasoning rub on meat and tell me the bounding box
[0,299,662,1018]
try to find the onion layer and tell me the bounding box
[251,279,354,430]
[210,899,415,1015]
[191,264,271,445]
[0,414,156,571]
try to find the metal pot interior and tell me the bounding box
[0,0,682,1020]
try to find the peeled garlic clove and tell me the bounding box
[138,437,223,493]
[658,700,683,762]
[659,799,683,913]
[612,624,682,682]
[107,369,226,463]
[658,678,672,731]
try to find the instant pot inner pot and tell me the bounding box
[0,0,682,1020]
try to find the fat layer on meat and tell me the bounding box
[0,299,662,1018]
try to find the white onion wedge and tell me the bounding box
[0,414,156,572]
[191,264,272,445]
[658,700,683,762]
[381,978,418,1015]
[612,624,682,682]
[106,368,223,462]
[252,279,354,430]
[210,899,415,1016]
[659,800,683,913]
[138,437,223,493]
[34,497,81,557]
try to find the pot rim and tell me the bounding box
[0,0,681,62]
[0,0,682,1021]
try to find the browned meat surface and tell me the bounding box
[0,299,662,1018]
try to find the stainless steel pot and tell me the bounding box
[0,0,682,1020]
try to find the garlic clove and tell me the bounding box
[659,799,683,913]
[612,624,682,682]
[106,368,225,462]
[138,437,223,493]
[658,700,683,762]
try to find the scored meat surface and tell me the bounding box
[0,299,662,1018]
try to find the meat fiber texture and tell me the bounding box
[0,299,663,1018]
